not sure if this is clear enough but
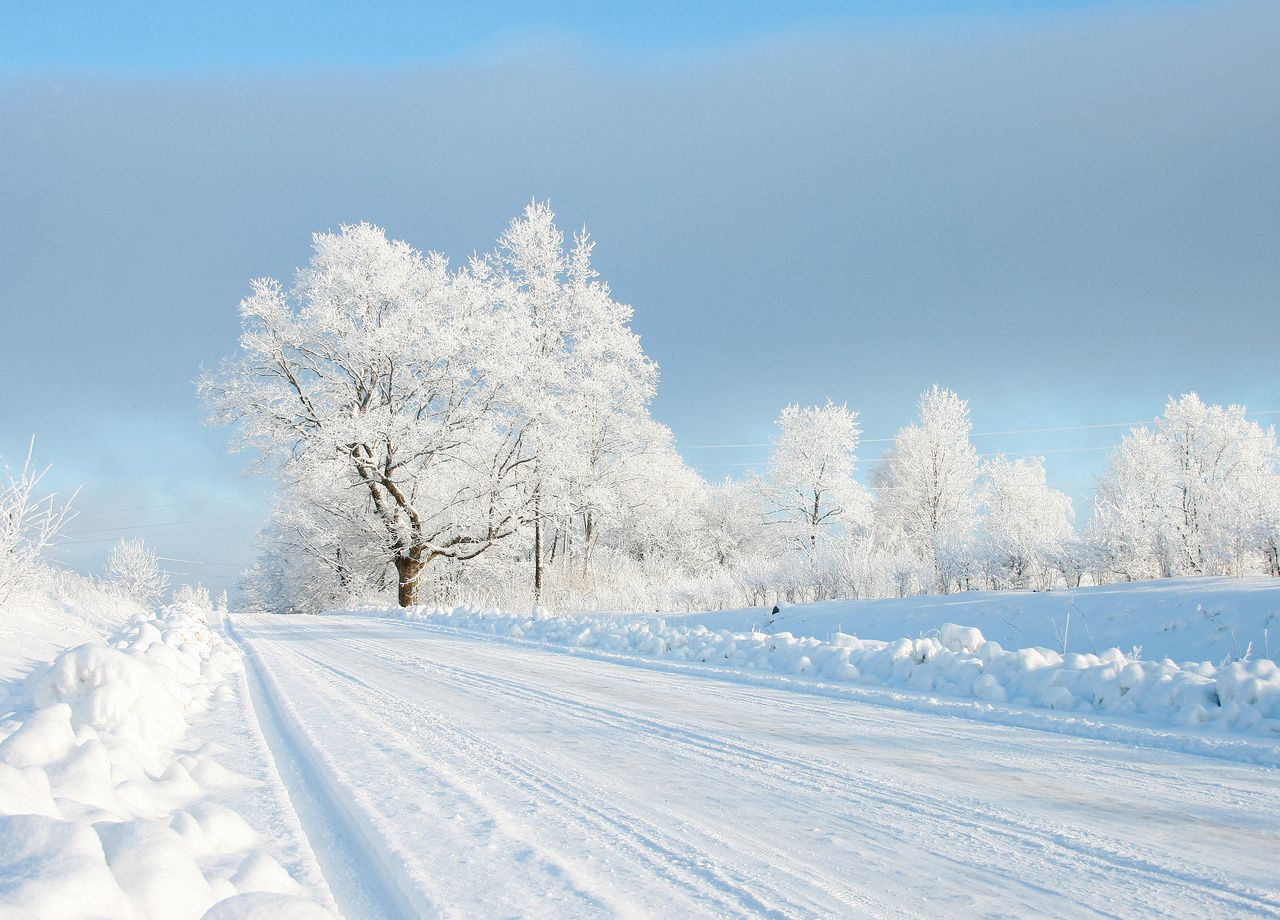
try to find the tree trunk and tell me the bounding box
[533,486,544,603]
[396,552,426,607]
[582,509,595,573]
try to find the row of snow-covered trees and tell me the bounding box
[743,389,1279,605]
[203,205,1280,613]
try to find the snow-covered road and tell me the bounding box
[230,613,1280,918]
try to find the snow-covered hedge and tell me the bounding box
[0,603,330,919]
[358,605,1280,736]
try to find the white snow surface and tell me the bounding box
[10,578,1280,918]
[0,602,334,919]
[350,577,1280,739]
[0,575,142,683]
[670,576,1280,664]
[232,611,1280,917]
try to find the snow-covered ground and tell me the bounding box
[358,577,1280,740]
[0,574,142,684]
[5,576,1280,917]
[226,612,1280,916]
[670,576,1280,665]
[0,596,335,918]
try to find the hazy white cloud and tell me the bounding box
[2,0,1276,573]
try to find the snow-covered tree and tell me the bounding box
[201,222,534,606]
[104,537,169,608]
[1090,395,1279,579]
[489,201,659,599]
[172,582,213,609]
[873,386,980,593]
[1157,394,1279,575]
[698,478,772,571]
[205,208,673,609]
[760,401,869,558]
[1088,426,1175,580]
[978,455,1076,589]
[0,442,76,603]
[1252,485,1280,578]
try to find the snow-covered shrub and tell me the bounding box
[104,537,169,608]
[172,581,214,609]
[0,444,76,604]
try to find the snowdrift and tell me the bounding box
[0,603,331,920]
[668,576,1280,665]
[0,570,145,683]
[354,602,1280,737]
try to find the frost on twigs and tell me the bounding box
[0,440,76,605]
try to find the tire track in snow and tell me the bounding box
[226,615,438,920]
[337,627,1280,918]
[285,643,859,919]
[304,640,908,917]
[421,652,1280,917]
[240,622,650,917]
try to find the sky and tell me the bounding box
[1,0,1277,594]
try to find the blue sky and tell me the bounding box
[2,1,1120,72]
[2,1,1277,592]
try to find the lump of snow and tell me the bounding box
[0,813,132,919]
[230,852,307,897]
[1041,686,1077,710]
[940,624,985,654]
[0,704,77,769]
[201,891,335,919]
[0,763,58,818]
[187,802,264,854]
[97,818,216,920]
[27,644,187,747]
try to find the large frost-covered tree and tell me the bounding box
[201,223,534,606]
[205,207,672,609]
[873,386,980,593]
[490,201,659,599]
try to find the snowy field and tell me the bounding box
[4,577,1280,917]
[667,576,1280,665]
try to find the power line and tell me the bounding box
[63,512,263,538]
[59,523,263,546]
[696,445,1118,468]
[73,496,256,518]
[156,556,253,567]
[159,569,242,580]
[681,409,1280,450]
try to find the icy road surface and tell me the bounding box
[229,613,1280,919]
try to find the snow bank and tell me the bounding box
[356,604,1280,736]
[665,576,1280,666]
[0,603,331,919]
[0,568,144,683]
